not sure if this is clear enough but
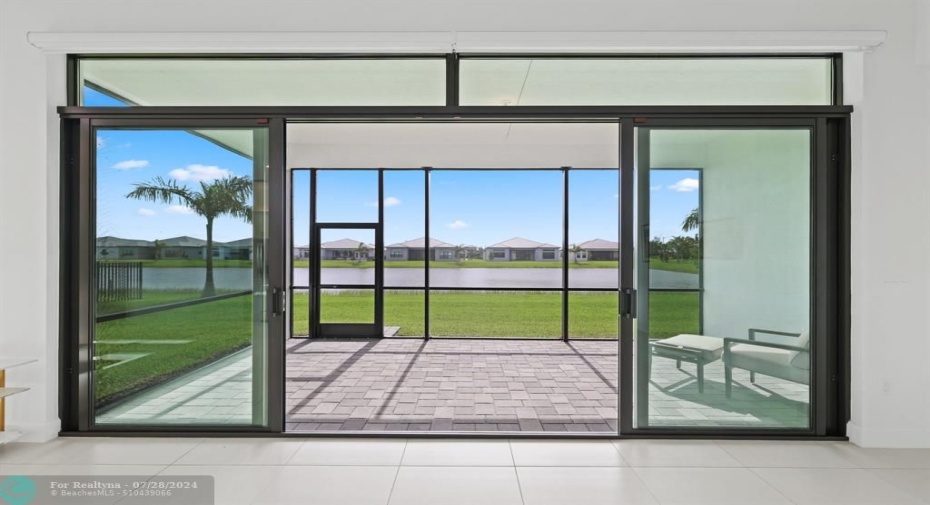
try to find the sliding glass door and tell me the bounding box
[630,125,815,431]
[85,120,284,429]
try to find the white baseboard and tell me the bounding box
[847,421,930,448]
[7,419,60,443]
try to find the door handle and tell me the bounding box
[272,288,286,316]
[620,288,637,319]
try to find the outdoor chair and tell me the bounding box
[723,328,810,398]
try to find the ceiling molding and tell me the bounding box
[27,30,886,54]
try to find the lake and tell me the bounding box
[141,267,700,291]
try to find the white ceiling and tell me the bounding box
[285,123,620,169]
[286,122,619,145]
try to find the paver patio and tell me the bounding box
[99,338,809,431]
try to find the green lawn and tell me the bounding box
[293,290,699,339]
[647,258,700,274]
[94,294,253,406]
[95,289,698,405]
[128,259,253,268]
[97,289,243,316]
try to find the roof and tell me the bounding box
[96,236,154,247]
[321,238,374,250]
[577,239,619,250]
[386,237,455,249]
[488,237,559,249]
[159,236,208,247]
[223,238,253,247]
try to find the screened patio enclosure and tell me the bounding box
[60,54,848,437]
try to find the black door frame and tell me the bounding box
[60,110,849,439]
[312,222,385,338]
[60,117,287,433]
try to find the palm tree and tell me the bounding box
[682,207,700,233]
[453,244,466,263]
[569,243,586,264]
[355,242,370,263]
[152,239,165,260]
[126,175,252,297]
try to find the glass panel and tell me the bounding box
[287,123,620,169]
[648,169,702,291]
[319,228,375,285]
[315,170,378,223]
[636,129,811,430]
[568,292,617,339]
[93,127,269,426]
[291,170,311,337]
[429,170,563,289]
[385,290,425,337]
[461,58,833,106]
[320,289,375,324]
[80,58,446,106]
[293,288,310,336]
[429,290,561,338]
[569,170,619,289]
[384,171,426,287]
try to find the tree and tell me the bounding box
[453,244,466,263]
[153,239,165,260]
[355,242,370,263]
[682,207,700,234]
[126,175,252,297]
[569,243,586,264]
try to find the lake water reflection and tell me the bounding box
[142,267,699,290]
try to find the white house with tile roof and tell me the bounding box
[321,238,374,261]
[573,238,620,261]
[485,237,560,261]
[385,237,457,261]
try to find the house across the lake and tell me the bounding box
[159,236,208,259]
[385,237,457,261]
[575,238,620,261]
[96,236,156,260]
[96,235,255,261]
[321,238,374,261]
[485,237,560,261]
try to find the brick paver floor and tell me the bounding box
[99,337,808,431]
[285,338,619,432]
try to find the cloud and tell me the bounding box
[650,185,663,191]
[366,196,402,208]
[169,164,231,182]
[96,136,107,148]
[668,178,700,192]
[165,205,196,215]
[114,159,149,170]
[137,208,156,217]
[446,220,469,230]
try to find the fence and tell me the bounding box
[96,261,143,302]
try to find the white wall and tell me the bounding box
[1,0,928,446]
[650,130,811,341]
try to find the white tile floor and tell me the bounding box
[2,438,929,504]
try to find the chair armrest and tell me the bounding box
[748,328,802,341]
[723,337,808,354]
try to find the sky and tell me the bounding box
[88,86,700,248]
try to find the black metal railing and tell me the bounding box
[96,261,143,302]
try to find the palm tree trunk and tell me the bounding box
[203,218,216,297]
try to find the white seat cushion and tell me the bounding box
[658,334,724,352]
[788,330,811,370]
[729,343,809,385]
